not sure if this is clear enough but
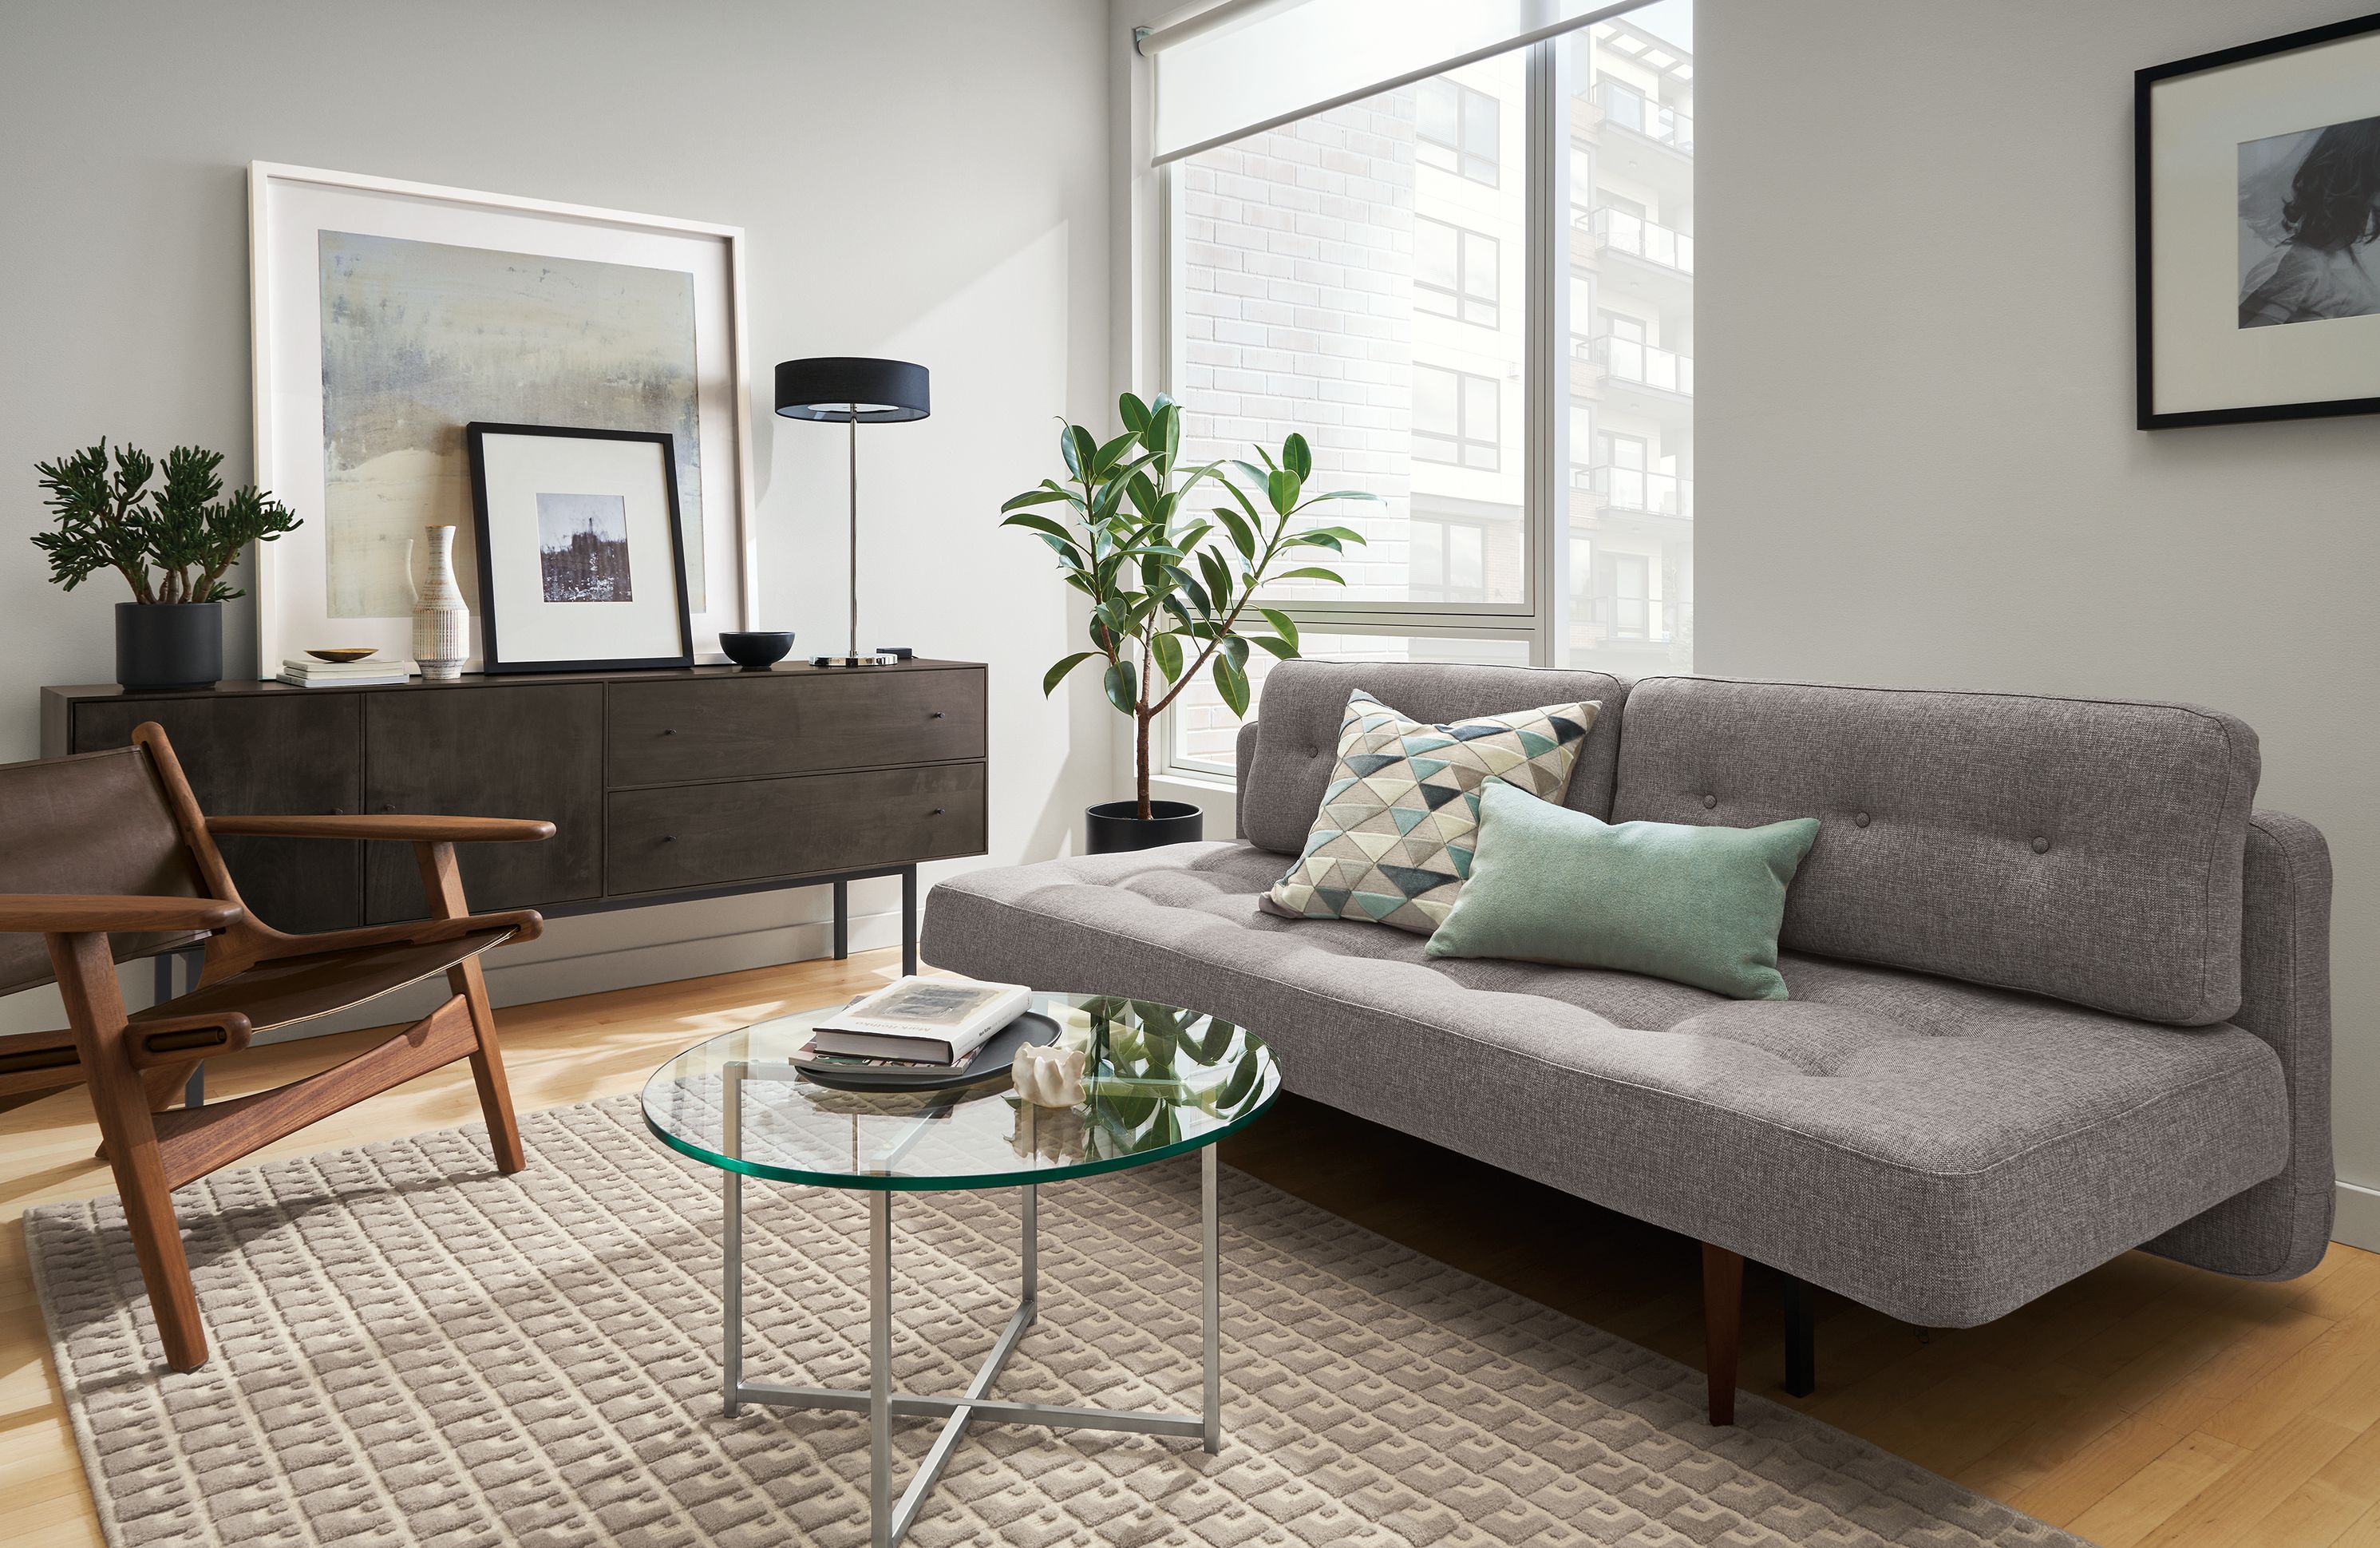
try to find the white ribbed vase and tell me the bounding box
[409,525,469,680]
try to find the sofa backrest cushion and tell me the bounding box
[1611,676,2259,1025]
[1241,660,1631,856]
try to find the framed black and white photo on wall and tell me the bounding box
[2137,10,2380,428]
[465,424,694,673]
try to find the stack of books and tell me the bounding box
[276,655,413,688]
[797,976,1031,1073]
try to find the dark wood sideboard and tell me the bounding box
[40,659,989,985]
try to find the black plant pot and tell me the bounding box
[116,601,223,691]
[1085,798,1204,854]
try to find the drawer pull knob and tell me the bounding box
[930,711,943,719]
[661,727,677,736]
[931,807,945,815]
[382,804,396,813]
[330,807,345,815]
[660,834,675,843]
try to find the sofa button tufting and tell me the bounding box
[2031,835,2050,853]
[1702,794,1718,809]
[1854,811,1870,827]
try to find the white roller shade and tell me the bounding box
[1144,0,1670,164]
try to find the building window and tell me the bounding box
[1418,77,1499,185]
[1416,365,1500,470]
[1610,552,1651,639]
[1416,217,1499,327]
[1411,513,1489,603]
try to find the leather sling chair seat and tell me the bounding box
[0,723,552,1372]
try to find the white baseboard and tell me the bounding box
[2337,1180,2380,1253]
[251,904,908,1045]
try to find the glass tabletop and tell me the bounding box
[639,992,1280,1190]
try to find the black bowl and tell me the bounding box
[719,630,794,669]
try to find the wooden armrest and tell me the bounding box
[207,814,555,843]
[0,895,242,934]
[263,909,545,959]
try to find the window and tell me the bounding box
[1156,4,1694,778]
[1416,366,1500,470]
[1415,217,1499,327]
[1610,552,1651,639]
[1418,77,1500,184]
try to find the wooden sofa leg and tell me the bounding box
[1702,1242,1743,1426]
[1783,1275,1816,1398]
[53,932,209,1372]
[450,958,524,1174]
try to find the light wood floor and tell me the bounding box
[3,948,2375,1546]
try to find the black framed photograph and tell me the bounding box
[465,424,694,673]
[2137,10,2380,428]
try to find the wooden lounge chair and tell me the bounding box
[0,722,552,1371]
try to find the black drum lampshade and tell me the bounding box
[773,357,931,422]
[771,356,931,666]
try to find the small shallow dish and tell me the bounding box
[306,647,379,663]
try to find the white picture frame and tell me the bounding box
[247,161,755,670]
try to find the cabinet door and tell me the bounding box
[362,684,603,922]
[73,694,364,933]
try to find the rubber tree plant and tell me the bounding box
[1002,392,1375,819]
[32,440,299,603]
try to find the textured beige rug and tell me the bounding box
[29,1095,2088,1548]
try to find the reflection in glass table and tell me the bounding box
[641,992,1281,1548]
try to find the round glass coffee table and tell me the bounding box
[640,992,1281,1548]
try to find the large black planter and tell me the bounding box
[1085,798,1204,853]
[116,601,223,691]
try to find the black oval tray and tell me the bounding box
[792,1010,1061,1092]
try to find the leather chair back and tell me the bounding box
[0,745,210,995]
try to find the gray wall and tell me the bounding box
[0,0,1114,1025]
[1698,0,2378,1245]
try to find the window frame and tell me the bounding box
[1152,30,1689,782]
[1417,77,1501,187]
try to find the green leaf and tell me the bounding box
[1118,392,1152,434]
[1103,658,1138,715]
[1197,548,1235,612]
[1217,1047,1260,1111]
[1258,608,1299,651]
[1295,525,1368,547]
[1001,511,1077,544]
[1067,426,1098,479]
[1282,433,1311,480]
[1059,423,1085,477]
[1302,490,1382,505]
[1221,634,1249,670]
[1000,486,1073,512]
[1092,430,1140,476]
[1036,532,1083,565]
[1042,651,1095,695]
[1265,468,1303,517]
[1212,651,1250,716]
[1150,631,1184,683]
[1125,471,1160,519]
[1251,633,1298,659]
[1212,505,1256,560]
[1275,565,1345,584]
[1228,459,1272,494]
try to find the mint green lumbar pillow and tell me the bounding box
[1426,780,1821,1000]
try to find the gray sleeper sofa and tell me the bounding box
[920,660,2334,1423]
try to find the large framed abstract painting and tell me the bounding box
[465,424,692,674]
[247,162,753,667]
[2137,12,2380,428]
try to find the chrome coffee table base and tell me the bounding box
[722,1146,1223,1548]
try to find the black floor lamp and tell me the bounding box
[773,356,931,668]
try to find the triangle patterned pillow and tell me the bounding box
[1261,688,1600,933]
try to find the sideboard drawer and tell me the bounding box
[607,762,986,895]
[607,667,986,786]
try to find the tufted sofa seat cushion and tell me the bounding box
[920,840,2290,1328]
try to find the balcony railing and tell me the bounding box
[1580,206,1694,274]
[1594,80,1693,153]
[1572,463,1691,517]
[1579,332,1694,396]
